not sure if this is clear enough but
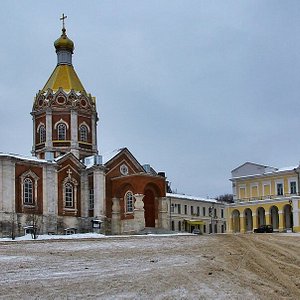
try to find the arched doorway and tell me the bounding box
[270,206,279,230]
[143,189,156,227]
[283,204,293,230]
[244,208,253,232]
[257,207,266,227]
[232,210,240,233]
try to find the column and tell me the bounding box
[70,109,79,158]
[252,213,257,231]
[43,164,58,233]
[1,159,15,212]
[93,167,106,219]
[32,114,36,154]
[80,172,89,218]
[45,109,52,147]
[278,210,284,232]
[158,197,168,229]
[133,194,145,232]
[240,213,246,233]
[227,215,232,233]
[226,207,232,233]
[292,199,300,232]
[91,114,97,152]
[265,212,271,225]
[111,197,121,235]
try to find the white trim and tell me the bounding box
[275,179,284,196]
[36,122,45,133]
[20,170,39,206]
[288,177,298,194]
[78,121,91,133]
[54,119,69,130]
[125,190,134,213]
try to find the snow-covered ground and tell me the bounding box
[0,231,194,242]
[0,233,299,299]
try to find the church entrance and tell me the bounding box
[143,189,155,227]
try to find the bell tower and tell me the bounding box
[32,15,98,160]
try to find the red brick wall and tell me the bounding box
[15,163,43,214]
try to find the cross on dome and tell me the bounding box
[60,13,67,30]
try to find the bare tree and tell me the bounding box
[216,194,234,203]
[26,209,41,240]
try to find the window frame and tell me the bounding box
[23,178,33,205]
[57,123,67,140]
[39,125,46,143]
[290,181,297,195]
[64,182,74,208]
[276,182,283,196]
[125,191,134,213]
[79,125,88,142]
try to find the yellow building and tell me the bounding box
[227,162,300,233]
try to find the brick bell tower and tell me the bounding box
[32,15,98,160]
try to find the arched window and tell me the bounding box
[79,125,88,142]
[57,123,67,140]
[23,178,33,204]
[125,191,134,213]
[39,125,46,143]
[65,183,74,208]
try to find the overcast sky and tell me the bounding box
[1,1,300,198]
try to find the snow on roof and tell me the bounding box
[0,152,54,164]
[231,165,298,180]
[101,148,125,164]
[166,193,217,203]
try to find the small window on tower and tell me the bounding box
[79,125,88,142]
[39,125,46,143]
[57,123,67,140]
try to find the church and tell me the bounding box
[0,19,169,237]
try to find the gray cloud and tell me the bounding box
[1,0,300,197]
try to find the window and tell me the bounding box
[170,203,174,213]
[178,221,181,231]
[171,221,175,231]
[290,181,297,195]
[277,183,283,196]
[89,189,94,210]
[177,204,181,214]
[79,125,88,142]
[184,205,187,215]
[214,208,217,218]
[125,191,134,213]
[39,125,46,143]
[191,206,194,215]
[203,224,206,233]
[197,206,200,216]
[23,178,33,204]
[203,207,206,216]
[65,183,74,208]
[221,209,224,218]
[57,123,67,140]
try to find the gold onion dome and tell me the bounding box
[54,28,74,53]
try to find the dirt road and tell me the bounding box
[0,234,299,299]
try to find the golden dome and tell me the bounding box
[54,28,74,53]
